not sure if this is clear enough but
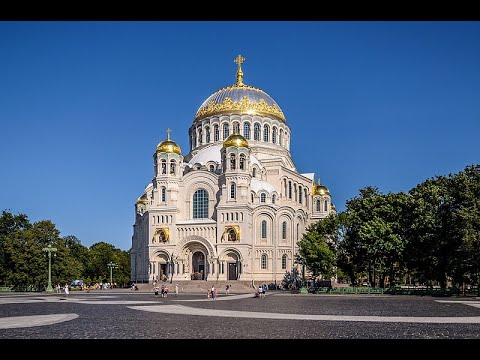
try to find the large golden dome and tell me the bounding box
[194,55,285,124]
[223,133,249,149]
[156,129,182,155]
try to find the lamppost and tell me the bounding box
[42,244,57,292]
[107,262,118,285]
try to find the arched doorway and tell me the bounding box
[226,252,239,281]
[192,251,205,280]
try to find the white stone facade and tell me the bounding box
[131,59,335,285]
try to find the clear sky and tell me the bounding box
[0,21,479,251]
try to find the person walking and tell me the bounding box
[175,284,179,296]
[64,283,69,297]
[211,285,216,300]
[225,284,230,295]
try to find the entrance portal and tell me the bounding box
[192,251,205,280]
[228,262,237,280]
[160,264,167,281]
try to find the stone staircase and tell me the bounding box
[135,280,257,294]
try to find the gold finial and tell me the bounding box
[166,128,171,140]
[234,54,246,86]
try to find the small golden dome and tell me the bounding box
[223,133,249,149]
[156,128,182,155]
[312,182,330,196]
[136,194,148,205]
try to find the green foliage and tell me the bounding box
[298,214,338,279]
[281,268,302,290]
[337,163,480,289]
[0,210,131,289]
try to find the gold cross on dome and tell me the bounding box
[166,128,171,140]
[234,54,245,67]
[234,54,246,86]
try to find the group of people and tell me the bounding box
[154,282,179,297]
[207,286,218,299]
[207,284,232,299]
[257,284,267,298]
[55,283,70,296]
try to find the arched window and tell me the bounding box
[239,154,246,170]
[282,254,287,270]
[223,123,229,140]
[282,221,287,240]
[170,160,176,175]
[193,189,209,219]
[279,129,283,146]
[299,186,302,204]
[243,122,250,140]
[272,127,277,144]
[260,193,266,203]
[230,154,236,170]
[288,181,292,199]
[233,122,240,134]
[316,199,321,212]
[254,123,261,141]
[261,220,267,239]
[251,193,254,203]
[252,167,256,178]
[263,125,269,142]
[324,200,328,212]
[192,132,197,147]
[209,164,215,172]
[272,194,276,204]
[261,254,267,269]
[205,126,210,143]
[161,159,166,175]
[214,125,219,141]
[198,128,203,145]
[161,187,166,202]
[230,183,236,199]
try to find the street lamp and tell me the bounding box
[42,244,57,292]
[107,262,118,285]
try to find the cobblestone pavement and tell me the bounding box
[0,290,480,340]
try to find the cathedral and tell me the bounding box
[131,55,335,285]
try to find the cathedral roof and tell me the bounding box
[193,55,285,124]
[251,178,276,194]
[187,144,261,168]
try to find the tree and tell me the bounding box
[298,214,338,280]
[0,211,31,285]
[340,187,409,287]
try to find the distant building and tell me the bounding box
[131,55,335,284]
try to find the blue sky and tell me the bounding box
[0,21,479,251]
